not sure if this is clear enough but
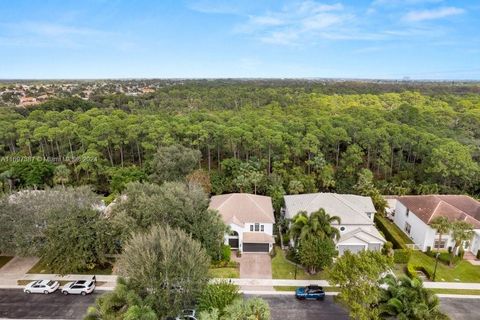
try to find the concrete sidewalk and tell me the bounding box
[0,257,39,275]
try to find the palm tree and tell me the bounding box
[379,274,447,320]
[289,208,341,246]
[430,216,450,253]
[450,220,474,266]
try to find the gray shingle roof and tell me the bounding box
[283,193,375,225]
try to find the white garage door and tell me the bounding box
[338,245,365,255]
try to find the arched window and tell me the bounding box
[230,231,239,237]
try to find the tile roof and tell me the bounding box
[397,195,480,228]
[339,226,386,244]
[208,193,275,226]
[283,193,375,225]
[243,232,275,243]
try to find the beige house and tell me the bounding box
[209,193,275,253]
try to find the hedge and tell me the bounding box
[374,215,411,249]
[407,264,432,280]
[394,249,411,264]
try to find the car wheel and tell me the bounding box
[62,291,68,295]
[81,291,87,296]
[44,290,49,294]
[25,290,31,294]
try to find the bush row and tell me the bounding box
[375,215,408,249]
[407,264,432,280]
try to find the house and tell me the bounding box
[208,193,275,253]
[283,193,386,255]
[392,195,480,254]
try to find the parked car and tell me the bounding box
[61,280,95,295]
[24,280,59,294]
[295,285,325,300]
[167,309,197,320]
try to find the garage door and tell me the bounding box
[338,245,365,256]
[243,243,269,252]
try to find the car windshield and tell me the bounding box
[88,281,93,287]
[47,281,55,286]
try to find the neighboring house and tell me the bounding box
[392,195,480,254]
[283,193,386,255]
[208,193,275,253]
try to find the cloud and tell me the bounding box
[235,1,353,45]
[403,6,464,22]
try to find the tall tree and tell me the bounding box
[328,250,393,320]
[149,144,201,184]
[116,225,210,318]
[429,217,451,253]
[450,220,474,266]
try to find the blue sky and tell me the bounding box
[0,0,479,79]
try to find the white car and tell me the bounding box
[61,280,95,295]
[24,280,59,294]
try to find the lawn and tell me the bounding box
[27,259,113,275]
[271,246,325,280]
[0,256,13,270]
[208,267,239,278]
[431,289,480,295]
[409,251,480,282]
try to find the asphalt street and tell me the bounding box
[1,289,480,319]
[0,289,97,319]
[248,294,349,320]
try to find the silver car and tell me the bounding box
[24,280,60,294]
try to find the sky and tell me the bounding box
[0,0,479,79]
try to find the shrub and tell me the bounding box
[407,264,432,280]
[448,246,452,253]
[198,281,240,314]
[457,248,465,259]
[374,215,408,249]
[286,247,299,263]
[426,246,431,253]
[382,241,393,256]
[236,250,242,258]
[221,244,231,262]
[393,249,411,264]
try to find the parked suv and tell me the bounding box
[61,280,95,295]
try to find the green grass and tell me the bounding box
[27,259,113,275]
[274,286,340,292]
[431,289,480,295]
[0,256,13,269]
[208,267,239,278]
[409,251,480,282]
[271,247,325,280]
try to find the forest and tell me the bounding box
[0,80,479,206]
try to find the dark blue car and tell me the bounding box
[295,285,325,300]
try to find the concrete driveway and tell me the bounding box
[239,253,273,291]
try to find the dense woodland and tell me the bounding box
[0,80,479,206]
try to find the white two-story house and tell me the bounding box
[209,193,275,253]
[284,193,386,255]
[392,195,480,254]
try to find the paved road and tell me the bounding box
[245,294,349,320]
[1,289,480,319]
[0,289,97,319]
[440,298,480,320]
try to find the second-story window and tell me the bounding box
[261,225,264,232]
[250,225,253,231]
[255,223,260,231]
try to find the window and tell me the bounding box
[250,225,253,232]
[255,223,260,232]
[260,225,264,232]
[404,222,411,235]
[406,209,410,217]
[434,239,446,249]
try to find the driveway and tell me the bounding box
[0,257,39,275]
[239,253,273,291]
